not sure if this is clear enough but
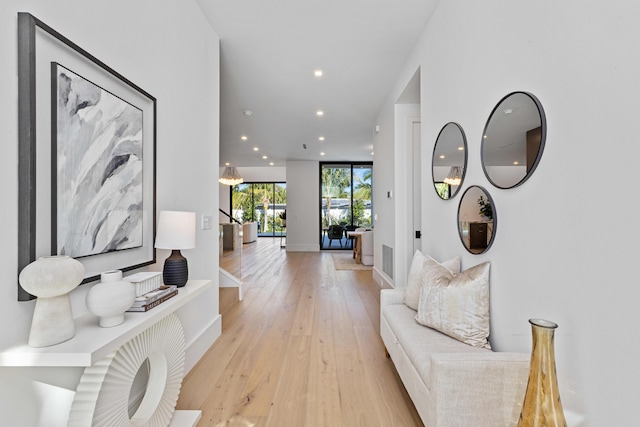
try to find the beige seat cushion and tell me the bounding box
[382,304,489,390]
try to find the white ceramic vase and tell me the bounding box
[18,255,85,347]
[86,270,136,327]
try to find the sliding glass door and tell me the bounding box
[231,182,286,237]
[352,164,372,226]
[320,163,372,249]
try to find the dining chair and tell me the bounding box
[327,224,344,247]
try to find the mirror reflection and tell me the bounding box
[458,186,496,254]
[432,122,467,199]
[481,92,546,189]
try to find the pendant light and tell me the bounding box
[219,166,243,186]
[443,166,462,186]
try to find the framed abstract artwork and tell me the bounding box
[17,13,157,300]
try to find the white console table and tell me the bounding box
[0,279,211,427]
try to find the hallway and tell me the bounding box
[177,238,421,426]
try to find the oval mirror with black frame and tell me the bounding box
[432,122,467,199]
[457,185,496,254]
[481,91,546,189]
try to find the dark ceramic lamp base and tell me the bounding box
[163,249,189,287]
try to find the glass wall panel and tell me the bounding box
[320,162,373,249]
[352,165,372,227]
[230,182,286,237]
[273,183,287,237]
[321,164,352,227]
[232,183,252,223]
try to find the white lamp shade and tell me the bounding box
[155,211,196,249]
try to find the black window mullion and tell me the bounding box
[351,165,354,226]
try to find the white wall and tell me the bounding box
[394,103,420,287]
[0,1,220,424]
[236,166,287,182]
[372,103,397,286]
[285,161,320,251]
[375,0,640,425]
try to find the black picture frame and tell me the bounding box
[17,12,157,301]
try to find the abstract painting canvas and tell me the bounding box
[54,63,143,258]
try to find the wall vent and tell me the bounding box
[382,245,393,278]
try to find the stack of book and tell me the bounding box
[126,285,178,312]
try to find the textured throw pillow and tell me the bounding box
[415,259,491,349]
[403,250,461,311]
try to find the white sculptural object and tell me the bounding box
[86,270,136,327]
[19,255,84,347]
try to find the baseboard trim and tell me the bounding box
[373,266,394,289]
[184,313,221,373]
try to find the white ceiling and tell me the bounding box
[195,0,439,167]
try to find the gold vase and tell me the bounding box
[518,319,567,427]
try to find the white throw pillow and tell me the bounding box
[415,258,491,349]
[403,250,461,311]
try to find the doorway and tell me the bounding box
[393,67,421,286]
[412,121,421,255]
[320,162,372,249]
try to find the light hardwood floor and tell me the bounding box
[177,238,422,426]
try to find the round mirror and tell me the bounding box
[432,122,467,199]
[481,92,546,189]
[457,186,496,254]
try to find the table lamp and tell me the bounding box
[154,210,196,287]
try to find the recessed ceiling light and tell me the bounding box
[483,135,488,139]
[458,146,464,151]
[225,162,230,166]
[513,161,519,165]
[316,110,324,117]
[241,135,248,141]
[318,136,325,141]
[320,152,325,156]
[262,155,268,159]
[440,155,445,159]
[269,162,274,166]
[243,110,253,116]
[314,69,323,77]
[253,147,259,151]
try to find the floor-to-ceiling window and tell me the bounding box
[320,162,372,249]
[231,182,286,237]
